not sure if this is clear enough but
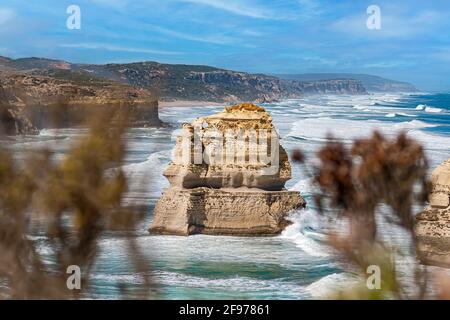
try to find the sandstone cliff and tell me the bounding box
[416,158,450,267]
[150,103,305,236]
[0,70,162,135]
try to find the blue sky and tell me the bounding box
[0,0,449,91]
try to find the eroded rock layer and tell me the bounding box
[0,70,162,135]
[151,187,304,236]
[416,158,450,267]
[150,104,305,236]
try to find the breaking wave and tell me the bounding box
[280,209,333,258]
[305,273,360,298]
[425,106,443,113]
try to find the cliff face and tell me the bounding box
[277,73,417,93]
[0,56,368,103]
[77,63,367,101]
[150,103,305,236]
[416,158,450,267]
[0,70,162,134]
[282,79,366,95]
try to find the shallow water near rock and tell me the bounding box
[10,92,450,299]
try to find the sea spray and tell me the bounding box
[280,209,333,258]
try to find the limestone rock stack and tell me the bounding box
[416,158,450,267]
[149,103,305,236]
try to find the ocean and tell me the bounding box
[9,92,450,299]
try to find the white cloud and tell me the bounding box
[60,43,182,55]
[179,0,275,19]
[150,25,236,45]
[0,8,14,25]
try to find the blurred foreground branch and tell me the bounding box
[0,109,153,299]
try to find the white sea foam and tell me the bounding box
[305,273,360,298]
[91,273,145,285]
[121,150,170,176]
[39,129,59,137]
[91,270,304,298]
[280,209,333,258]
[287,117,450,168]
[289,178,317,194]
[120,150,171,204]
[38,128,87,137]
[425,106,442,113]
[152,271,301,293]
[387,112,416,118]
[288,117,435,143]
[397,112,417,117]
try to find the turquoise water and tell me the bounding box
[11,92,450,299]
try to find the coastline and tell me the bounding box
[159,100,225,108]
[6,92,449,299]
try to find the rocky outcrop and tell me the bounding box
[416,158,450,267]
[0,70,162,134]
[149,103,305,236]
[0,104,39,135]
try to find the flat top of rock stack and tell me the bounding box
[431,158,450,190]
[192,103,273,129]
[429,158,450,208]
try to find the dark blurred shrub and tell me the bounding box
[294,131,450,299]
